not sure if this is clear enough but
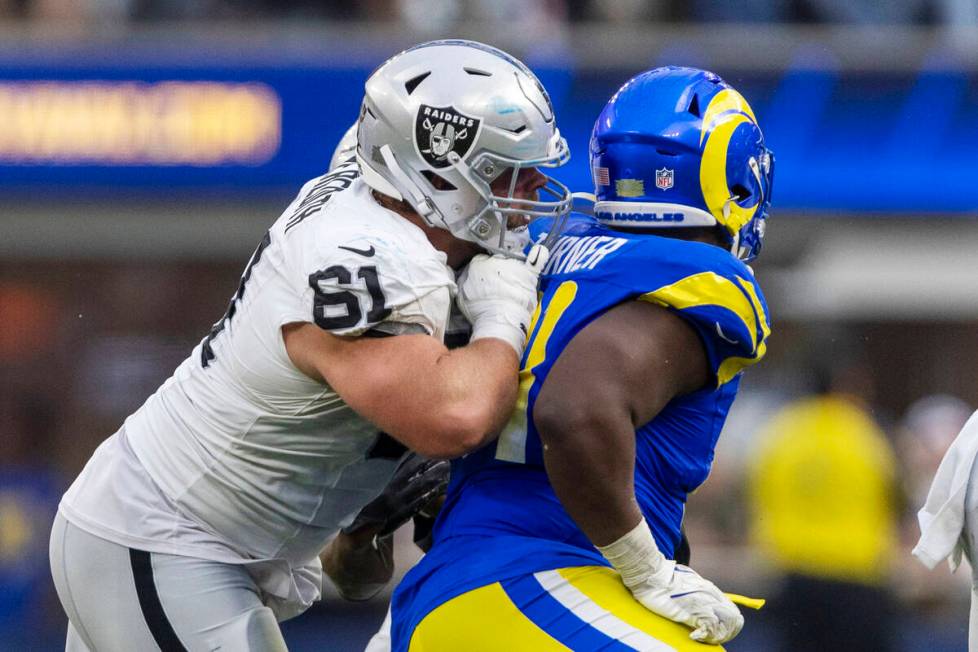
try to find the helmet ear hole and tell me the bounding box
[420,170,457,191]
[731,183,752,202]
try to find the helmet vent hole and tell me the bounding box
[464,67,492,77]
[365,106,377,119]
[731,184,751,201]
[506,125,527,134]
[656,148,678,157]
[420,170,457,191]
[404,71,431,95]
[687,94,701,117]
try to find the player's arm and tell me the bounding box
[320,523,394,602]
[285,249,545,459]
[320,453,448,600]
[533,299,707,546]
[533,299,743,645]
[284,327,515,458]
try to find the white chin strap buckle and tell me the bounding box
[379,145,435,218]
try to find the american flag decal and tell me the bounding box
[594,166,610,186]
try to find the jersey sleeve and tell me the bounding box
[299,233,454,339]
[632,240,771,386]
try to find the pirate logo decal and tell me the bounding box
[416,104,482,169]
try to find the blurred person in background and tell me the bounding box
[896,395,974,638]
[899,394,975,513]
[912,405,978,649]
[385,66,774,650]
[748,343,899,651]
[47,39,572,652]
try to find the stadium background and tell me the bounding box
[1,1,977,649]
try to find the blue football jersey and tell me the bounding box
[391,213,770,649]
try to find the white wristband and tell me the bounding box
[469,320,526,356]
[596,519,672,589]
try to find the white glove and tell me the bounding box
[597,519,744,645]
[456,244,549,355]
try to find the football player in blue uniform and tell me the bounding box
[379,66,775,651]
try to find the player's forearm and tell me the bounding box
[537,406,643,547]
[433,337,520,437]
[318,331,519,457]
[286,323,519,457]
[390,338,519,457]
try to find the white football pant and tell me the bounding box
[49,512,288,651]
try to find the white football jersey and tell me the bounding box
[60,163,456,616]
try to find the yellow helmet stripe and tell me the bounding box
[700,112,759,232]
[698,88,762,234]
[699,88,757,146]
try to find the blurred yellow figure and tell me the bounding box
[749,393,899,651]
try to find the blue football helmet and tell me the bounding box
[590,66,774,262]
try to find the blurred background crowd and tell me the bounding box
[0,0,976,25]
[2,1,978,650]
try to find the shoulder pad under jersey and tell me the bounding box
[629,237,771,386]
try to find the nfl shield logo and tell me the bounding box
[655,168,674,191]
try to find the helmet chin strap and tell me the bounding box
[378,145,437,219]
[720,195,745,259]
[730,230,743,259]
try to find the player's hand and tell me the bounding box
[597,519,743,645]
[456,244,549,355]
[628,562,744,645]
[342,452,450,540]
[322,529,394,602]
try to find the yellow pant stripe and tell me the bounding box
[408,566,727,651]
[556,567,725,651]
[533,570,675,651]
[409,582,571,652]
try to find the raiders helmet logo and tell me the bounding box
[415,104,482,169]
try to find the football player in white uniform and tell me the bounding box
[49,40,571,652]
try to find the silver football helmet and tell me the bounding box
[329,123,358,171]
[357,39,572,257]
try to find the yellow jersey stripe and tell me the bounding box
[736,276,770,341]
[716,341,767,386]
[639,272,759,351]
[496,282,578,463]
